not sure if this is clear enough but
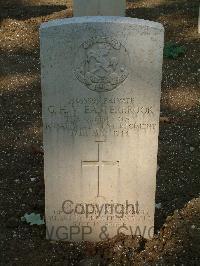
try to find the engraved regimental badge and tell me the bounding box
[74,37,129,92]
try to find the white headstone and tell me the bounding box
[73,0,126,17]
[40,17,164,242]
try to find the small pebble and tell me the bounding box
[190,147,195,152]
[155,203,162,209]
[6,217,19,228]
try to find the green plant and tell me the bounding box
[164,42,186,59]
[21,213,45,225]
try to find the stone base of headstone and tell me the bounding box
[73,0,126,17]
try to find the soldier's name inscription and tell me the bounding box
[44,96,157,136]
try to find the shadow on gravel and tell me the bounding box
[127,0,199,21]
[0,4,67,21]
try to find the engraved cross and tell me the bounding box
[82,141,119,197]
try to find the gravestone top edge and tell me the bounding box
[40,16,164,32]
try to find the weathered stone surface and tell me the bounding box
[40,17,164,242]
[73,0,126,17]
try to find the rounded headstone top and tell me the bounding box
[40,16,164,32]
